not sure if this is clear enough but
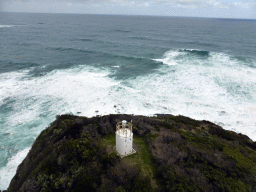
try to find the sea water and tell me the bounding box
[0,12,256,189]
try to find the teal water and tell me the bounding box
[0,12,256,190]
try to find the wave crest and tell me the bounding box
[181,49,209,56]
[153,49,210,65]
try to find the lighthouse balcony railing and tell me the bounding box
[116,122,132,131]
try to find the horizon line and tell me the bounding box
[1,11,256,21]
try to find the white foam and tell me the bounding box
[0,25,13,28]
[153,50,185,65]
[0,148,30,190]
[0,52,255,135]
[0,66,120,126]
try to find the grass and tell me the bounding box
[102,134,159,189]
[102,134,116,146]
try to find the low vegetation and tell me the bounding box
[7,114,256,191]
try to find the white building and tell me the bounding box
[115,120,136,158]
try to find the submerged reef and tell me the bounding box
[7,114,256,191]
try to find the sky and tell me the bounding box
[0,0,256,19]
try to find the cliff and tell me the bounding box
[7,114,256,192]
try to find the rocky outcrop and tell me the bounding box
[7,114,256,192]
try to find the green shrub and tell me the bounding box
[146,133,158,142]
[208,126,237,141]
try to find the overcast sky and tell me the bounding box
[1,0,256,19]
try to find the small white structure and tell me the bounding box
[115,120,136,158]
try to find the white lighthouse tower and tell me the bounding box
[115,120,136,158]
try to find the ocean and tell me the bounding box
[0,12,256,189]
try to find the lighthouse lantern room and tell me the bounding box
[115,120,136,158]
